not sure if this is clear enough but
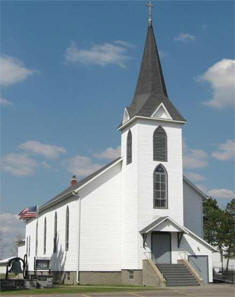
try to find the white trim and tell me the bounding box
[118,115,186,131]
[141,216,189,234]
[122,108,130,124]
[183,225,217,252]
[140,216,217,252]
[183,176,208,200]
[39,158,123,212]
[73,158,123,194]
[151,102,172,120]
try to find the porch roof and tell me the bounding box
[140,216,217,252]
[140,216,188,234]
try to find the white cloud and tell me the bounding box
[94,146,120,160]
[0,56,34,87]
[41,161,51,168]
[199,59,235,108]
[185,172,205,182]
[183,141,208,169]
[65,41,131,68]
[0,213,25,259]
[212,139,235,161]
[19,141,66,159]
[65,155,102,177]
[114,40,134,48]
[0,94,12,106]
[208,189,235,199]
[0,153,38,176]
[174,33,196,42]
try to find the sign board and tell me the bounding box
[34,258,50,271]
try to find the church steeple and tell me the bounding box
[126,3,185,123]
[133,21,168,100]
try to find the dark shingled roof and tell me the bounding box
[126,24,185,122]
[40,157,122,211]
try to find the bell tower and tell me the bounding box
[120,0,186,225]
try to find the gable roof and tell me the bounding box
[183,176,208,200]
[39,157,122,213]
[140,216,188,234]
[126,23,185,123]
[140,216,216,252]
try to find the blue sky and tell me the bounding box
[0,0,234,256]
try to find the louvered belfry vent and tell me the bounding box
[153,126,167,161]
[127,130,132,165]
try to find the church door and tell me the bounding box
[151,232,171,264]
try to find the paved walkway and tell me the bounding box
[1,285,234,297]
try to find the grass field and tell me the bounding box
[1,284,159,295]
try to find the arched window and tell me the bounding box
[35,222,38,256]
[153,126,167,161]
[53,212,57,253]
[29,236,31,257]
[26,237,28,255]
[44,217,47,254]
[126,130,132,165]
[153,164,168,208]
[65,206,69,251]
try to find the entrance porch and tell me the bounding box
[140,216,214,284]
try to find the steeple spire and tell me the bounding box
[125,4,185,123]
[146,1,153,26]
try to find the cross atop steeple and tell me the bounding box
[146,1,154,26]
[124,4,186,124]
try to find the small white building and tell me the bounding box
[19,10,216,286]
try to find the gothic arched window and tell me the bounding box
[35,222,38,256]
[126,130,132,165]
[44,217,47,254]
[53,212,57,253]
[28,236,31,257]
[153,164,168,208]
[65,206,69,251]
[153,126,167,161]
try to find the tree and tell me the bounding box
[224,199,235,271]
[203,198,226,271]
[203,198,235,272]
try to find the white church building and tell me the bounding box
[19,7,216,286]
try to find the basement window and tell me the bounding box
[128,270,134,280]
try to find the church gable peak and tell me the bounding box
[151,103,172,120]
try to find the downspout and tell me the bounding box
[72,191,81,284]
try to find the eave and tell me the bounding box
[118,115,186,131]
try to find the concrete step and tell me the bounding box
[156,263,200,287]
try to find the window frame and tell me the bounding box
[153,164,168,209]
[126,130,132,165]
[43,217,47,254]
[53,212,57,253]
[153,126,167,162]
[65,206,69,251]
[35,221,38,256]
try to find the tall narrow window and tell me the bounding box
[65,206,69,251]
[26,236,28,255]
[44,217,47,254]
[153,126,167,161]
[53,212,57,253]
[29,236,31,257]
[153,164,168,208]
[126,130,132,165]
[35,222,38,256]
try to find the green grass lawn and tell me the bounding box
[1,284,160,295]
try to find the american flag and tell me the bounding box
[18,205,38,220]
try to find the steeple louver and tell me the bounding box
[126,23,185,123]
